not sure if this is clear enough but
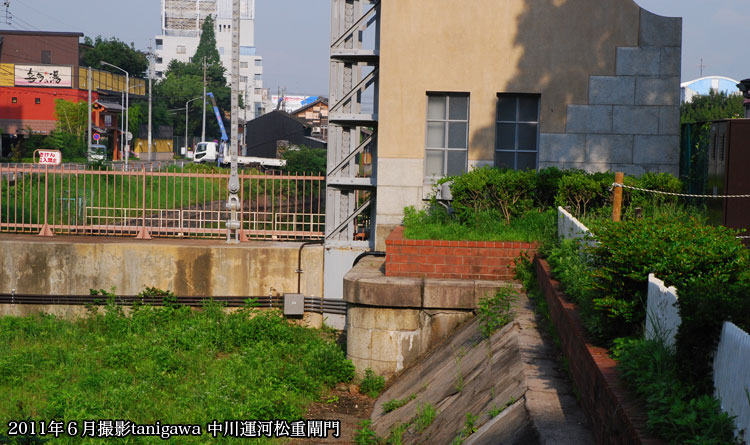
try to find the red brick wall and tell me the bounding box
[385,226,538,280]
[535,256,663,445]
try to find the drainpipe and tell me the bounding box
[297,240,325,294]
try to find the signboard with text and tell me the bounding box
[35,150,62,165]
[15,65,73,88]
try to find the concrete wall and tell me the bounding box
[374,0,681,246]
[0,236,324,298]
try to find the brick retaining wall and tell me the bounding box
[534,256,662,445]
[385,226,538,280]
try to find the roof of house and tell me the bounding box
[291,97,328,115]
[0,30,84,38]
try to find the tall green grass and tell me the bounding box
[0,298,354,443]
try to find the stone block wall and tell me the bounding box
[385,226,538,281]
[539,9,682,176]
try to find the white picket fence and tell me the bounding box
[558,207,750,442]
[644,275,680,349]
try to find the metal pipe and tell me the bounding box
[297,240,325,294]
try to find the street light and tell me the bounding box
[100,61,130,170]
[185,97,202,154]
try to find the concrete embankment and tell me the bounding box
[368,293,593,444]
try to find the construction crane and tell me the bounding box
[206,92,228,144]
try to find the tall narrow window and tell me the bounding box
[495,94,540,170]
[425,93,469,180]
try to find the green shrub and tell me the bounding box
[354,420,380,445]
[554,171,606,218]
[585,217,746,342]
[382,393,416,413]
[616,338,740,444]
[414,402,436,432]
[675,279,750,394]
[449,167,535,225]
[360,368,386,398]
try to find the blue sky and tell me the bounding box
[4,0,748,96]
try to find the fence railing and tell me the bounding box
[0,164,325,241]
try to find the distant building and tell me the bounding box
[681,76,741,103]
[290,98,328,141]
[245,110,326,158]
[154,0,264,119]
[0,30,146,159]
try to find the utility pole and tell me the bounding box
[148,42,153,161]
[87,67,92,155]
[226,0,241,243]
[202,57,207,142]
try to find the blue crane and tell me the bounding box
[206,92,229,143]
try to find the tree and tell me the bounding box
[154,14,234,144]
[281,147,327,174]
[681,91,744,123]
[50,99,88,159]
[81,36,149,77]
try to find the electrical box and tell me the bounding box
[283,293,304,316]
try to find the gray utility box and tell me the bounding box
[283,293,305,316]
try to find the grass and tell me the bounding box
[382,394,416,414]
[360,368,386,398]
[0,296,354,443]
[477,285,517,339]
[403,206,556,243]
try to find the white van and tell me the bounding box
[88,144,107,163]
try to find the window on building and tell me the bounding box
[219,47,225,55]
[254,74,261,82]
[11,97,17,103]
[240,76,248,83]
[494,94,540,170]
[155,71,163,78]
[255,59,262,67]
[176,45,186,54]
[254,88,262,95]
[240,61,248,68]
[239,46,255,56]
[425,93,469,179]
[41,50,51,64]
[156,57,163,64]
[35,98,41,104]
[155,39,163,50]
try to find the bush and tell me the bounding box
[477,286,517,339]
[360,368,386,398]
[449,167,535,225]
[554,171,605,218]
[675,279,750,394]
[281,146,327,175]
[586,217,746,342]
[616,338,740,444]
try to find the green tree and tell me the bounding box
[154,14,233,143]
[281,147,327,174]
[680,90,744,123]
[50,99,88,159]
[81,36,149,77]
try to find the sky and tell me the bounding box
[3,0,748,97]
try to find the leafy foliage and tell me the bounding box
[681,90,745,124]
[0,295,354,439]
[449,167,535,225]
[81,36,149,77]
[585,217,746,341]
[675,279,750,394]
[616,338,740,444]
[360,368,386,398]
[554,171,605,218]
[382,393,416,414]
[477,286,517,339]
[414,402,437,432]
[281,147,327,174]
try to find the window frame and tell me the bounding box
[494,93,541,171]
[423,92,470,182]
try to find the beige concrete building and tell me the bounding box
[373,0,682,247]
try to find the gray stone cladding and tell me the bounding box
[539,9,682,177]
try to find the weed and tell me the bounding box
[453,346,467,392]
[387,422,409,445]
[414,402,436,432]
[452,412,480,445]
[354,420,380,445]
[360,368,386,398]
[325,395,339,404]
[477,285,517,339]
[382,393,416,414]
[489,396,518,418]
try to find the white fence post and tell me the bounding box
[713,322,750,443]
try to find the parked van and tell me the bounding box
[88,144,107,163]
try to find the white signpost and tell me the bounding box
[34,149,62,165]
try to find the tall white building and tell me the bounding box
[154,0,264,119]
